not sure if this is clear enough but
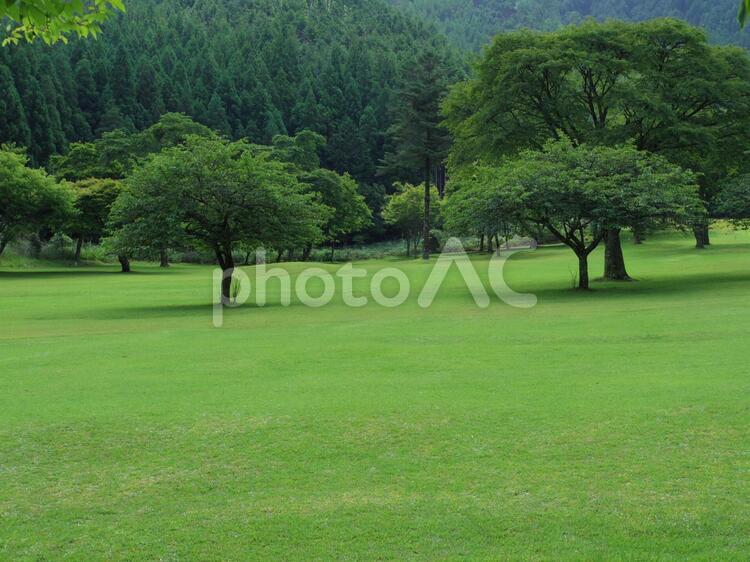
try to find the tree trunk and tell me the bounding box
[487,234,494,254]
[422,159,431,260]
[406,238,411,257]
[302,245,312,262]
[74,236,83,265]
[159,248,170,268]
[0,238,7,258]
[694,224,711,249]
[216,249,235,304]
[118,254,131,273]
[330,241,336,262]
[479,234,485,253]
[603,228,631,281]
[276,249,283,263]
[436,163,447,199]
[286,249,294,262]
[578,254,590,290]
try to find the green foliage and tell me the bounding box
[448,141,703,288]
[268,130,327,173]
[67,177,121,243]
[381,47,454,257]
[0,0,457,190]
[443,166,520,244]
[445,19,750,170]
[740,0,750,27]
[50,113,215,180]
[382,182,441,256]
[381,49,453,182]
[444,18,750,227]
[300,169,372,246]
[715,174,750,225]
[0,145,73,255]
[0,0,125,45]
[109,136,327,275]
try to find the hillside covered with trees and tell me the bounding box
[388,0,749,50]
[0,0,458,186]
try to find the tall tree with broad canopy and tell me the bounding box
[0,0,125,45]
[67,178,121,264]
[443,19,750,272]
[0,146,73,257]
[381,48,453,260]
[382,182,442,258]
[109,136,326,301]
[452,141,703,290]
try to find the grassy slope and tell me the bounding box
[1,231,749,560]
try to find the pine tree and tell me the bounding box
[75,58,100,129]
[111,46,135,116]
[263,106,287,143]
[291,80,323,134]
[204,93,231,137]
[0,66,31,147]
[381,49,452,259]
[359,105,381,184]
[326,116,371,182]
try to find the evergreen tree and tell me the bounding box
[204,94,231,137]
[326,117,371,182]
[263,107,288,143]
[0,66,31,147]
[381,49,452,259]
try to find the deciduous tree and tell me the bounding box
[383,182,442,258]
[67,178,121,264]
[452,142,703,290]
[0,0,125,45]
[110,136,326,301]
[0,146,73,257]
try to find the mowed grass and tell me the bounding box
[1,230,749,561]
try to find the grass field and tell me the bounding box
[1,230,749,560]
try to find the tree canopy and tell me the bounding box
[109,136,327,299]
[0,145,73,256]
[382,182,442,258]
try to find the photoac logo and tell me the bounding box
[212,238,537,327]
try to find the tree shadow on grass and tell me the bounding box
[534,269,750,303]
[0,269,169,280]
[71,299,298,321]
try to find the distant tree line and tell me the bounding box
[389,0,750,51]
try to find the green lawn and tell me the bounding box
[1,230,749,560]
